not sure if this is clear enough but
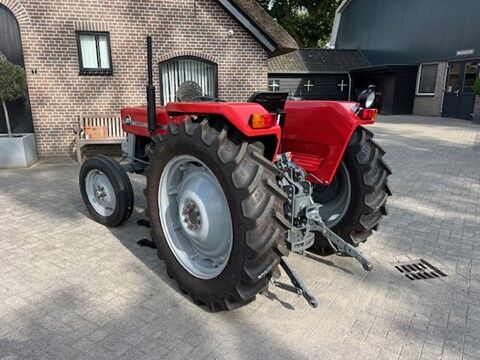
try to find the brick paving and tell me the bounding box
[1,115,480,360]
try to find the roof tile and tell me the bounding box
[269,49,368,73]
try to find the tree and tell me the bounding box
[0,56,26,137]
[257,0,340,48]
[474,77,480,97]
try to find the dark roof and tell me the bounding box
[268,49,368,74]
[217,0,299,57]
[349,64,419,73]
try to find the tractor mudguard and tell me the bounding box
[281,100,376,186]
[166,102,282,156]
[120,103,282,158]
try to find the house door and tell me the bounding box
[442,60,480,119]
[0,4,33,134]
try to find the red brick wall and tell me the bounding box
[2,0,268,158]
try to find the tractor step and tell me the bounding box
[136,219,156,248]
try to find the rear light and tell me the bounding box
[358,108,378,121]
[249,113,278,129]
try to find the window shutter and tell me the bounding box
[160,58,217,104]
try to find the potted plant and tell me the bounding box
[0,56,37,168]
[473,77,480,124]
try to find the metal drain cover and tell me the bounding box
[395,259,446,281]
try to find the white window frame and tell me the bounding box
[268,79,280,92]
[416,63,438,96]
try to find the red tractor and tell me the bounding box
[79,38,391,310]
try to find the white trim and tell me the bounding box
[329,0,353,48]
[416,62,438,96]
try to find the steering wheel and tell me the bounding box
[191,96,225,103]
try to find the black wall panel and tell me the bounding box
[336,0,480,65]
[269,74,350,101]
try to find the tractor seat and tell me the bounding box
[247,92,289,113]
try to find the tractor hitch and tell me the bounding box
[277,258,318,308]
[306,206,373,271]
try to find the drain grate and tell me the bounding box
[395,259,447,281]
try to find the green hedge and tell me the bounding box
[0,57,26,103]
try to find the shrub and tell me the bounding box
[474,77,480,97]
[0,57,26,136]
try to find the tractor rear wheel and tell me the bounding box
[146,118,290,311]
[311,127,392,255]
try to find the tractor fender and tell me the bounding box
[166,102,282,159]
[281,100,376,186]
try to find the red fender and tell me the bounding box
[166,102,282,150]
[121,100,375,187]
[121,103,282,157]
[281,100,375,186]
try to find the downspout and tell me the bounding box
[348,72,352,101]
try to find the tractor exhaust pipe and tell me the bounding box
[146,36,156,135]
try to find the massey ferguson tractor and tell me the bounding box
[79,37,391,311]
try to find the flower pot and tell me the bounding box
[0,133,38,168]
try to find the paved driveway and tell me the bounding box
[1,115,479,360]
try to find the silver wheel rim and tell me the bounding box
[85,169,116,217]
[158,155,233,280]
[314,162,352,228]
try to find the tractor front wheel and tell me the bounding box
[146,118,290,311]
[79,155,134,227]
[311,127,392,255]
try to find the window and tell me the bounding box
[160,57,217,105]
[268,79,280,92]
[416,63,438,95]
[76,32,112,75]
[463,61,480,93]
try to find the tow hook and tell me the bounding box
[277,257,319,308]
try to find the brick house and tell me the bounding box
[0,0,297,158]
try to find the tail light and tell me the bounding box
[249,114,278,129]
[358,108,378,121]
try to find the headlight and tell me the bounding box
[358,85,377,109]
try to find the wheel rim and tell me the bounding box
[158,155,233,280]
[312,162,352,228]
[85,169,116,217]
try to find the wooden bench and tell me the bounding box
[74,115,126,163]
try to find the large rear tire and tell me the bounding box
[312,127,392,255]
[146,118,290,311]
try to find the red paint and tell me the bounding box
[282,100,375,185]
[121,102,282,155]
[120,106,169,137]
[166,102,282,142]
[121,100,376,186]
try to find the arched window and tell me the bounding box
[159,57,218,105]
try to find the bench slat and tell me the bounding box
[76,114,126,162]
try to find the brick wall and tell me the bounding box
[413,62,448,117]
[2,0,268,159]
